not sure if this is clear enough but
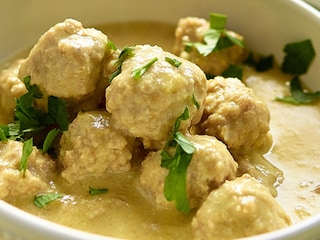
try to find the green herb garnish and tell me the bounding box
[132,57,158,79]
[89,186,109,196]
[0,128,7,141]
[33,193,63,208]
[107,39,117,51]
[276,39,319,105]
[1,76,68,143]
[281,39,315,75]
[192,93,200,109]
[160,107,196,214]
[165,57,182,68]
[109,46,135,82]
[276,76,320,105]
[19,138,33,177]
[42,128,61,153]
[246,53,274,72]
[221,64,243,79]
[185,13,244,56]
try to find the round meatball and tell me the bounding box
[173,17,245,76]
[199,76,270,154]
[139,134,238,210]
[0,140,55,200]
[105,44,207,149]
[192,174,291,240]
[59,111,133,183]
[0,59,27,124]
[18,19,113,103]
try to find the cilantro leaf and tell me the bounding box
[221,64,243,79]
[89,186,109,196]
[276,76,320,105]
[160,107,196,214]
[174,107,190,132]
[184,12,244,56]
[19,138,33,177]
[185,29,221,56]
[0,128,7,141]
[281,39,315,75]
[45,96,69,131]
[132,57,158,79]
[192,93,200,109]
[33,193,63,208]
[42,128,61,153]
[174,132,196,154]
[165,57,182,68]
[107,39,117,51]
[162,144,193,214]
[209,12,227,30]
[109,46,135,82]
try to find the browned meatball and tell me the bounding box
[192,174,291,240]
[0,140,55,200]
[18,19,114,106]
[139,134,237,210]
[59,111,133,183]
[105,44,207,149]
[199,76,271,154]
[173,17,245,76]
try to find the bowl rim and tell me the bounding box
[1,0,320,240]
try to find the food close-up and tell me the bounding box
[0,1,320,240]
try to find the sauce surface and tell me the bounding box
[6,21,320,239]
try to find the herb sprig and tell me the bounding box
[0,76,69,176]
[276,39,318,105]
[185,13,244,56]
[109,46,135,82]
[160,107,196,214]
[89,186,109,196]
[132,57,158,79]
[276,76,320,105]
[33,193,63,208]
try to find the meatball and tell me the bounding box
[139,134,237,210]
[199,76,270,154]
[0,140,55,200]
[105,44,207,149]
[18,19,113,104]
[173,17,245,76]
[192,174,291,240]
[59,111,133,183]
[0,59,27,124]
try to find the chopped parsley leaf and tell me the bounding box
[13,76,69,136]
[45,96,69,131]
[109,46,135,82]
[42,128,61,153]
[107,39,117,51]
[255,55,274,72]
[0,128,7,141]
[192,93,200,109]
[246,53,274,72]
[281,39,315,75]
[89,186,109,196]
[19,138,33,177]
[132,57,158,79]
[165,57,182,68]
[185,12,244,56]
[276,76,320,105]
[221,64,243,80]
[33,193,63,208]
[160,107,196,214]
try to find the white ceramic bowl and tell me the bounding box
[1,1,320,239]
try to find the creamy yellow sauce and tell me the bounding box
[243,67,320,224]
[5,22,320,239]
